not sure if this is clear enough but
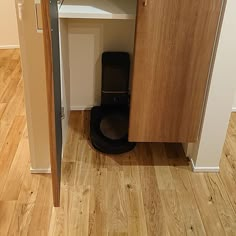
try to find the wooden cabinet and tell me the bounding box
[129,0,223,142]
[40,0,225,206]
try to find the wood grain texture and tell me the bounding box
[129,0,223,142]
[189,173,225,235]
[0,115,26,193]
[0,127,29,201]
[41,0,60,207]
[2,49,236,236]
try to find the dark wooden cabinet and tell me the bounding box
[129,0,223,142]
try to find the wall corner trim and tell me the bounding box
[30,167,51,174]
[190,159,220,173]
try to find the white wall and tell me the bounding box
[189,0,236,170]
[67,19,135,110]
[16,0,51,172]
[0,0,19,47]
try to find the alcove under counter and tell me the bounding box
[57,0,137,124]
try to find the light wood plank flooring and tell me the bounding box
[1,49,236,235]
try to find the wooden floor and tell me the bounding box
[1,49,236,235]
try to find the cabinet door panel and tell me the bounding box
[41,0,62,207]
[129,0,223,142]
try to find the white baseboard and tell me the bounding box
[30,167,51,174]
[190,159,220,173]
[0,45,20,49]
[232,107,236,112]
[71,105,94,111]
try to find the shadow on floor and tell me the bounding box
[68,111,190,168]
[104,142,190,167]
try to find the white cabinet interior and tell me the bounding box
[59,2,136,109]
[58,0,137,142]
[67,19,135,110]
[59,0,136,19]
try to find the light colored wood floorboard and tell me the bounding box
[0,126,29,201]
[1,49,236,235]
